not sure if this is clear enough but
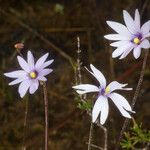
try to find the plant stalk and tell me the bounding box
[115,50,149,150]
[43,82,49,150]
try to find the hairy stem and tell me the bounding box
[104,127,108,150]
[86,142,103,150]
[22,97,29,150]
[88,122,93,150]
[116,50,149,150]
[43,82,49,150]
[98,124,108,150]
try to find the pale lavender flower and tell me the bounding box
[73,64,135,125]
[4,51,54,98]
[104,9,150,59]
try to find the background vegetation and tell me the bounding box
[0,0,149,149]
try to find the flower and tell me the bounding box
[72,64,135,125]
[4,51,54,98]
[104,9,150,59]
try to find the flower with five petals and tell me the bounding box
[73,64,135,125]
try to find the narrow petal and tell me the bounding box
[100,98,109,125]
[38,69,53,77]
[27,51,35,69]
[92,96,108,124]
[89,64,106,88]
[18,80,31,98]
[112,43,133,58]
[110,41,130,47]
[17,56,30,72]
[39,59,54,70]
[73,84,99,95]
[133,46,141,59]
[107,81,132,93]
[123,10,138,34]
[112,47,126,58]
[119,46,134,59]
[140,39,150,49]
[106,21,131,36]
[4,70,27,78]
[104,34,130,41]
[29,80,39,94]
[35,53,49,69]
[37,76,47,81]
[134,9,140,30]
[143,32,150,38]
[109,93,135,118]
[9,78,25,85]
[141,20,150,34]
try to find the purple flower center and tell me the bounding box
[29,70,38,79]
[100,88,105,95]
[132,33,143,45]
[98,87,111,98]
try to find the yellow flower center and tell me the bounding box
[133,37,140,44]
[29,71,37,79]
[105,86,110,93]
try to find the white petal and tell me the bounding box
[140,39,150,49]
[119,46,134,59]
[27,51,35,69]
[38,69,53,77]
[4,70,27,78]
[39,60,54,70]
[73,84,99,95]
[9,77,27,85]
[29,80,39,94]
[143,32,150,38]
[110,41,130,47]
[109,93,135,118]
[107,81,132,93]
[75,90,90,94]
[123,10,138,34]
[9,78,23,85]
[92,96,108,124]
[17,56,30,72]
[18,80,31,98]
[112,43,133,58]
[141,20,150,34]
[106,21,131,36]
[133,46,141,59]
[104,34,130,41]
[89,64,106,88]
[37,76,47,81]
[134,9,140,30]
[35,53,49,69]
[100,98,109,125]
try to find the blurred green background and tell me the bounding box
[0,0,150,149]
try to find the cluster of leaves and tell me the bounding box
[121,120,150,149]
[74,95,92,111]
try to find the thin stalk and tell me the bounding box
[115,50,149,150]
[86,143,103,150]
[22,96,29,150]
[103,127,108,150]
[42,82,49,150]
[88,122,93,150]
[97,123,108,150]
